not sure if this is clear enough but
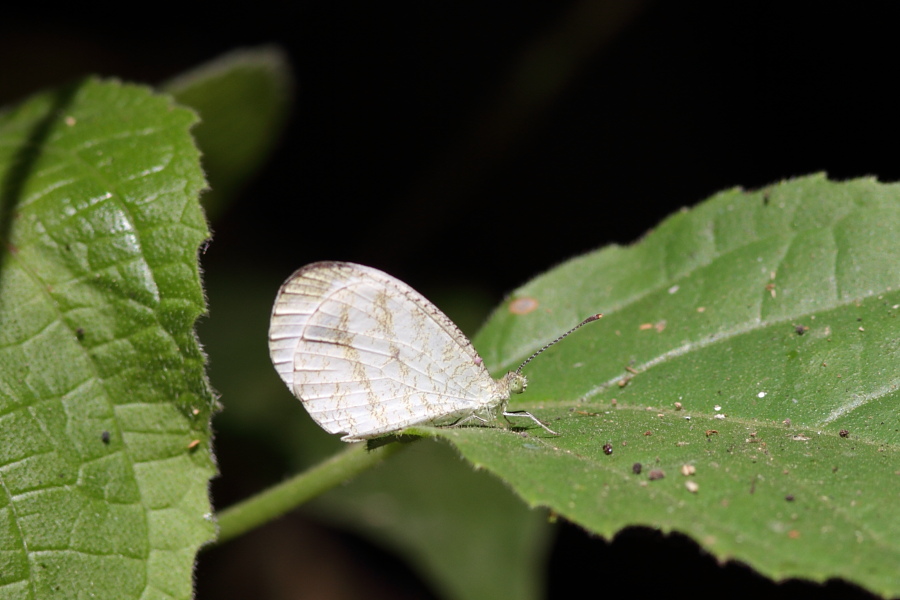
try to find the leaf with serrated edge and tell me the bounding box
[419,175,899,597]
[0,79,215,599]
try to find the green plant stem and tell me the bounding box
[212,441,407,545]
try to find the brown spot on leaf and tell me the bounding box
[509,297,539,315]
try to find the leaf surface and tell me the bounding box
[419,175,899,596]
[0,79,215,599]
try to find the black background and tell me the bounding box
[2,3,893,599]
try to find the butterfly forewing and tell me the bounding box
[268,262,507,440]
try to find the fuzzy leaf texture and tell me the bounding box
[0,79,215,599]
[410,175,900,597]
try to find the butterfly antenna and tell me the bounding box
[515,314,602,375]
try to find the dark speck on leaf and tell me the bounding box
[101,431,110,444]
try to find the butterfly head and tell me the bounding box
[506,372,527,395]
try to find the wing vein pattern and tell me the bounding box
[269,262,508,440]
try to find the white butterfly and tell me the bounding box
[268,261,599,442]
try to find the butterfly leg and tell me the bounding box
[451,414,489,428]
[502,411,558,435]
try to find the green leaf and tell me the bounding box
[418,174,899,597]
[0,79,215,599]
[163,47,293,219]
